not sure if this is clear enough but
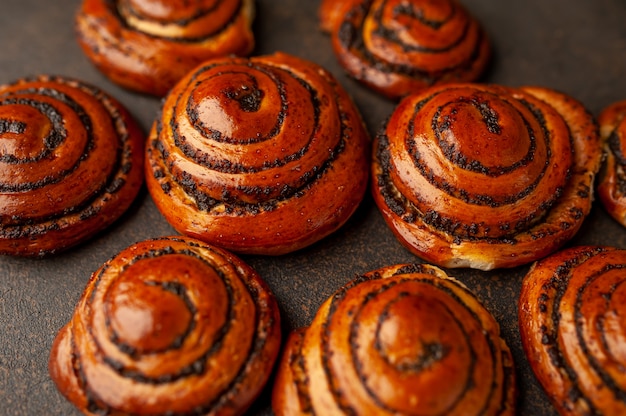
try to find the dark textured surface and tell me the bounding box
[0,1,625,415]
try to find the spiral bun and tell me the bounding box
[272,263,516,415]
[519,246,626,415]
[372,83,602,270]
[49,236,281,415]
[76,0,255,96]
[597,100,626,226]
[146,52,370,255]
[319,0,490,99]
[0,75,143,256]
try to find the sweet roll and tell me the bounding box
[49,235,282,415]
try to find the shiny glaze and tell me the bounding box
[597,100,626,226]
[272,263,516,415]
[0,75,144,256]
[372,83,602,270]
[76,0,255,96]
[519,246,626,416]
[49,236,282,415]
[319,0,491,99]
[146,52,370,255]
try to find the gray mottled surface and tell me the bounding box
[0,1,625,415]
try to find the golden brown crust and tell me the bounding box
[272,263,516,416]
[519,246,626,415]
[372,83,602,270]
[146,52,370,255]
[49,235,282,415]
[319,0,490,100]
[597,100,626,226]
[0,75,144,256]
[75,0,256,96]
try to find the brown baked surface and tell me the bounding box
[0,75,144,256]
[319,0,491,99]
[49,236,281,415]
[146,52,370,255]
[75,0,255,96]
[273,263,516,415]
[1,1,626,415]
[519,246,626,415]
[598,100,626,226]
[372,83,602,270]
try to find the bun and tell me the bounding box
[272,263,516,415]
[519,246,626,415]
[372,83,602,270]
[0,75,143,256]
[319,0,490,99]
[597,100,626,226]
[49,236,281,415]
[146,52,370,255]
[75,0,255,96]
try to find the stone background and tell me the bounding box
[1,1,625,414]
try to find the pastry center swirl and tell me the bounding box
[122,0,222,22]
[365,0,472,62]
[187,71,275,144]
[106,256,196,354]
[155,58,345,207]
[0,100,63,162]
[376,293,459,373]
[380,0,456,40]
[433,94,531,172]
[107,278,193,353]
[380,85,576,240]
[117,0,241,40]
[0,83,124,223]
[104,254,229,357]
[343,277,497,415]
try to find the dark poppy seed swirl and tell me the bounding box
[319,0,491,99]
[146,52,370,255]
[372,83,602,270]
[76,0,256,95]
[519,246,626,415]
[272,263,516,415]
[49,236,282,415]
[0,75,144,256]
[597,100,626,227]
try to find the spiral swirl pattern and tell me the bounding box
[597,100,626,227]
[0,75,143,256]
[76,0,255,96]
[319,0,490,99]
[519,246,626,415]
[372,83,602,270]
[49,236,281,415]
[272,263,516,415]
[146,52,370,255]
